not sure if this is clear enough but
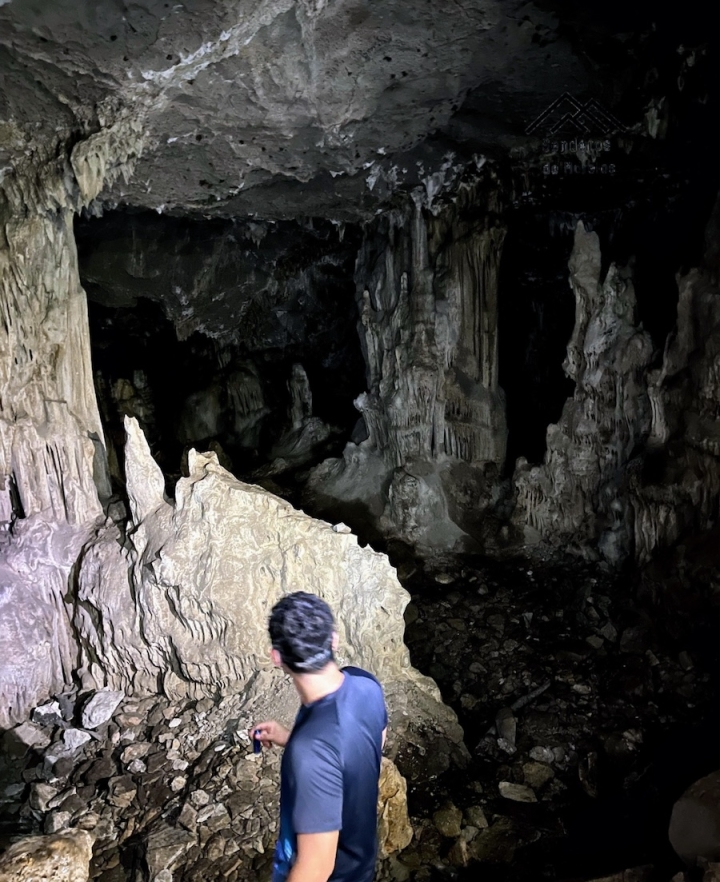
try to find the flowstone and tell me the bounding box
[631,268,720,562]
[75,417,461,747]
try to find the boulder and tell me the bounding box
[0,830,93,882]
[81,691,124,729]
[433,802,463,838]
[377,757,413,855]
[669,770,720,865]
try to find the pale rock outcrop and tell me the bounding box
[514,221,654,563]
[75,417,460,742]
[378,757,414,856]
[0,113,144,724]
[0,830,93,882]
[0,519,91,728]
[307,186,507,552]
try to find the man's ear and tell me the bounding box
[331,631,339,652]
[271,648,283,668]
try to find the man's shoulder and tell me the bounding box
[341,665,383,687]
[340,666,385,705]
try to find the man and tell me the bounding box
[252,591,388,882]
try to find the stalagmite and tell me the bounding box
[631,269,720,562]
[308,184,508,552]
[514,222,654,563]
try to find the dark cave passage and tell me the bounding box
[78,210,367,497]
[498,210,576,471]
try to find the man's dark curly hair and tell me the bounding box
[268,592,336,673]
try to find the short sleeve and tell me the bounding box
[291,739,343,834]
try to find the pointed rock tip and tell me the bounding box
[124,416,166,524]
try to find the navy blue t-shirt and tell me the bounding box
[272,667,388,882]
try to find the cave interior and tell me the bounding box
[2,1,720,881]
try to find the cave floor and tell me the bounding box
[397,553,719,882]
[1,554,718,882]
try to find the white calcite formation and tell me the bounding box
[0,99,143,727]
[514,222,654,564]
[512,214,720,566]
[0,210,107,527]
[308,187,508,551]
[0,148,458,745]
[73,417,459,741]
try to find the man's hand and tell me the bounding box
[286,831,339,882]
[250,720,290,748]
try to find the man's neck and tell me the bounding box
[292,662,345,706]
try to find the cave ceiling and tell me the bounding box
[2,0,708,221]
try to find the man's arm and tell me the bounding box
[286,831,339,882]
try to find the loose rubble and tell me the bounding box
[1,688,415,882]
[1,553,717,882]
[397,553,716,880]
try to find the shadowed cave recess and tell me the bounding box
[3,2,720,882]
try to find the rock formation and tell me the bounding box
[72,416,458,745]
[378,758,414,857]
[0,158,458,742]
[0,829,93,882]
[631,268,720,562]
[307,184,508,552]
[514,221,654,564]
[2,3,720,880]
[0,164,116,726]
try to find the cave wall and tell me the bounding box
[0,141,455,733]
